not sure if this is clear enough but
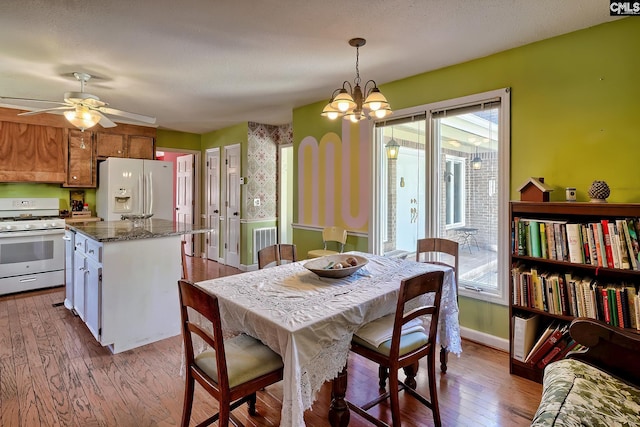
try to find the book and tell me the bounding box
[526,324,566,366]
[620,287,631,329]
[554,223,564,262]
[627,286,638,329]
[546,221,557,260]
[601,220,615,268]
[626,218,640,270]
[607,287,618,326]
[517,218,526,256]
[529,220,541,258]
[581,224,591,265]
[539,222,548,259]
[615,288,625,328]
[607,222,621,269]
[586,224,598,266]
[615,220,631,269]
[594,223,608,268]
[536,333,571,369]
[524,323,556,364]
[565,223,584,264]
[553,339,580,361]
[621,219,638,270]
[600,287,611,324]
[512,314,540,362]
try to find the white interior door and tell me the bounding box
[225,145,241,268]
[176,154,194,256]
[206,148,220,261]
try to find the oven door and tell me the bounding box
[0,229,65,278]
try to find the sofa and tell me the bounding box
[531,318,640,427]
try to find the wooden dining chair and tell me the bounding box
[348,270,445,427]
[307,226,347,258]
[178,280,284,427]
[257,244,298,269]
[181,240,189,280]
[416,237,458,373]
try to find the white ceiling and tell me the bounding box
[0,1,618,134]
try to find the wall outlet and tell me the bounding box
[253,198,261,207]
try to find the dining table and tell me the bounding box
[195,251,462,427]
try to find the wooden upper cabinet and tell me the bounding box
[127,135,155,160]
[0,121,66,183]
[96,133,126,158]
[65,129,96,188]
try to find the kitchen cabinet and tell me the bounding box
[0,121,66,183]
[96,133,126,158]
[97,133,155,160]
[127,135,154,160]
[65,129,97,188]
[69,231,103,341]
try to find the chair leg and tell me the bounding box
[389,367,402,427]
[247,392,257,415]
[218,402,230,427]
[402,362,418,389]
[428,354,441,427]
[181,375,195,427]
[440,346,448,373]
[378,366,388,391]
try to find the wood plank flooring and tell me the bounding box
[0,256,542,426]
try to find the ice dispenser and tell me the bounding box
[113,188,132,213]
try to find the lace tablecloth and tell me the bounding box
[195,252,461,427]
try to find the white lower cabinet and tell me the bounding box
[73,250,86,321]
[85,258,102,340]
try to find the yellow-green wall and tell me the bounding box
[292,18,640,340]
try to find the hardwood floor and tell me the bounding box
[0,256,542,426]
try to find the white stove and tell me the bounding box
[0,198,65,295]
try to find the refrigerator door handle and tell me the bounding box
[148,171,154,215]
[139,173,144,215]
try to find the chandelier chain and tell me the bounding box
[354,46,361,86]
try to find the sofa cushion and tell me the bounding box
[531,358,640,427]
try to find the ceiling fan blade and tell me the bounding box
[0,96,65,105]
[94,111,117,128]
[98,106,156,124]
[18,106,74,116]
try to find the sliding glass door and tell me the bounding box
[372,89,510,303]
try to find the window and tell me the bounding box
[444,156,465,229]
[372,88,510,305]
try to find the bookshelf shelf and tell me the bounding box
[509,201,640,383]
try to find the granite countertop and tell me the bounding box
[67,218,213,243]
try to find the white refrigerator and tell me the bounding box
[97,158,174,221]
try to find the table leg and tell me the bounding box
[440,346,448,373]
[329,366,350,427]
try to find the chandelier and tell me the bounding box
[321,38,392,122]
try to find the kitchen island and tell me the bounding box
[66,219,211,353]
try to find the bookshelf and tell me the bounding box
[509,201,640,383]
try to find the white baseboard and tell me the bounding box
[460,326,509,352]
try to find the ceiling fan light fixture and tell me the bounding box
[64,105,100,130]
[322,38,392,121]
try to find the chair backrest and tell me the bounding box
[181,240,189,280]
[278,244,298,264]
[258,244,298,269]
[322,226,348,252]
[390,270,444,361]
[178,279,229,392]
[416,238,458,298]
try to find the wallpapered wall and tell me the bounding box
[245,122,292,221]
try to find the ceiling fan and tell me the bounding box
[0,72,156,129]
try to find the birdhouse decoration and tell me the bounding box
[518,177,554,202]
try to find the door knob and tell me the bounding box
[233,212,239,216]
[214,209,219,214]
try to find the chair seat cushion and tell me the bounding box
[354,314,426,348]
[307,249,339,258]
[531,358,640,427]
[353,329,429,357]
[195,334,283,389]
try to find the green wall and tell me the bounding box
[157,129,201,151]
[292,18,640,340]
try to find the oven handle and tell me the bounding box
[0,229,65,239]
